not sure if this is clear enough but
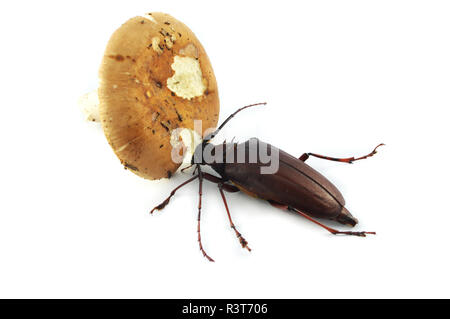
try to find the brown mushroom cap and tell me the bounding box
[99,12,219,179]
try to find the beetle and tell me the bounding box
[151,103,383,262]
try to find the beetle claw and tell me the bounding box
[199,249,214,261]
[199,247,215,262]
[240,238,251,252]
[150,200,168,214]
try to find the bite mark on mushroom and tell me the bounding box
[166,55,206,100]
[165,36,174,49]
[151,37,163,54]
[143,13,157,23]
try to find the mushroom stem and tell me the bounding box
[78,89,100,123]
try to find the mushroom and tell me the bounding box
[98,12,219,179]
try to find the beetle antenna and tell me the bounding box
[203,102,266,143]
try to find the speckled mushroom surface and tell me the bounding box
[99,12,219,179]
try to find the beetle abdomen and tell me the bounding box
[220,139,355,223]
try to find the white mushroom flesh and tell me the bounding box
[167,56,206,100]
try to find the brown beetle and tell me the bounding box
[151,103,383,261]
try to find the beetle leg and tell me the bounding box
[299,153,309,161]
[288,207,375,237]
[197,166,215,262]
[150,175,199,214]
[202,173,240,192]
[300,143,385,164]
[180,164,194,173]
[218,184,251,252]
[269,201,375,237]
[196,172,247,249]
[192,165,199,175]
[219,183,240,193]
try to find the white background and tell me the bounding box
[0,0,449,298]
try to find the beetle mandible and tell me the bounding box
[151,103,384,262]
